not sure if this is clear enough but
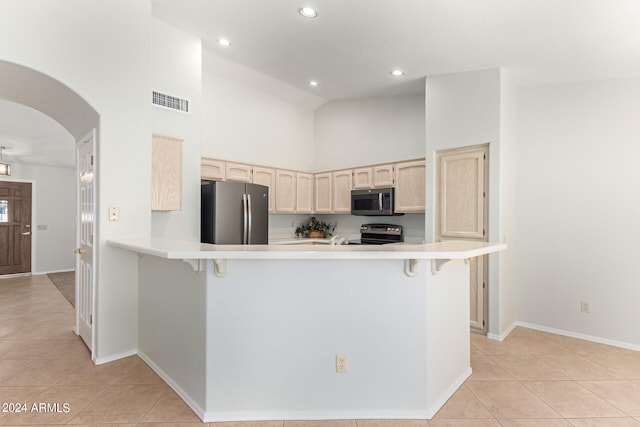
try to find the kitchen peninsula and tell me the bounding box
[109,238,505,422]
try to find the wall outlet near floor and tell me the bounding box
[336,354,347,373]
[580,301,591,314]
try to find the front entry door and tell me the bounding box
[0,182,32,275]
[76,130,96,354]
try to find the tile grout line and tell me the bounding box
[135,385,171,424]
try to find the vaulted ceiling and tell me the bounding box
[3,0,640,168]
[152,0,640,100]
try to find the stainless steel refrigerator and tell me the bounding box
[201,181,269,244]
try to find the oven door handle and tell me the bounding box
[378,193,383,211]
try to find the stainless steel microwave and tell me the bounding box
[351,187,402,216]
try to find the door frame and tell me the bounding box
[0,177,35,277]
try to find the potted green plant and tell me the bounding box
[295,216,334,239]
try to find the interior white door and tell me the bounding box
[76,129,96,354]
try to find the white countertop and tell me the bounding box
[108,238,506,261]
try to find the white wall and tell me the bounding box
[425,69,511,337]
[151,19,202,240]
[516,78,640,347]
[4,164,76,274]
[314,95,426,172]
[201,50,319,171]
[0,0,153,362]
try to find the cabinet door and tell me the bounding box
[226,162,252,182]
[252,166,276,213]
[469,256,486,332]
[352,167,372,189]
[275,170,296,213]
[437,148,486,239]
[152,135,182,211]
[394,159,426,213]
[201,158,225,181]
[332,169,353,213]
[436,145,489,333]
[296,173,314,213]
[372,164,395,187]
[314,172,332,213]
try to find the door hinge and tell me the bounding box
[483,320,485,326]
[483,153,486,160]
[90,314,93,325]
[483,229,486,236]
[483,191,486,198]
[483,281,486,289]
[90,155,94,166]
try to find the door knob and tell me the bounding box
[74,248,84,254]
[21,231,31,236]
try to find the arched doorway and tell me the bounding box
[0,60,99,357]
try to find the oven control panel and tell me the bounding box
[360,223,403,236]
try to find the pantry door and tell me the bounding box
[436,144,489,333]
[0,181,32,276]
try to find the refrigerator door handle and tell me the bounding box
[242,193,248,244]
[247,193,252,244]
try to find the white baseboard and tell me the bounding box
[94,349,137,365]
[424,367,472,419]
[137,349,467,423]
[36,269,75,275]
[0,272,32,279]
[487,321,518,341]
[201,410,433,423]
[137,350,207,421]
[516,321,640,352]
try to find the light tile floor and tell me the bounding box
[2,274,640,426]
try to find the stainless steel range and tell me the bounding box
[350,223,404,245]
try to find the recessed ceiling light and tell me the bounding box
[390,69,405,77]
[218,38,231,47]
[309,80,319,87]
[299,7,318,18]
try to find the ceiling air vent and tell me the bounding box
[152,91,189,113]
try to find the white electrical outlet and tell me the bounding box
[580,301,591,314]
[109,207,120,221]
[336,354,347,373]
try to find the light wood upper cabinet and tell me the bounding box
[332,169,353,213]
[373,164,395,187]
[226,162,252,182]
[314,172,332,213]
[152,135,182,211]
[252,166,276,213]
[353,164,394,189]
[394,159,426,213]
[201,158,225,181]
[296,173,314,214]
[200,156,428,216]
[275,170,296,213]
[353,167,372,189]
